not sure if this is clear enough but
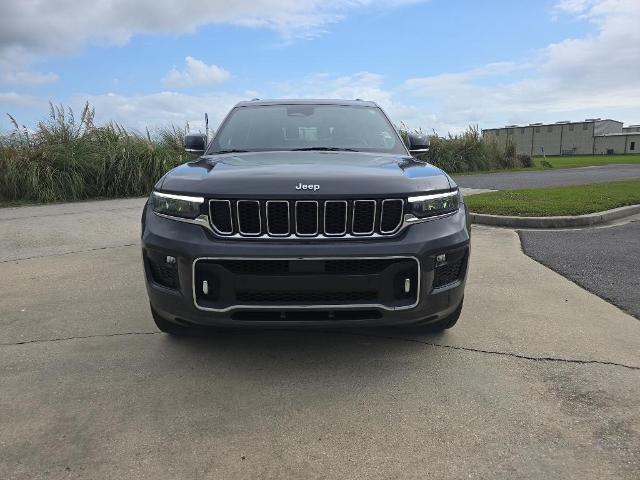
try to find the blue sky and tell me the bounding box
[1,0,639,134]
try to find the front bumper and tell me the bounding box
[141,201,470,328]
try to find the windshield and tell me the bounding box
[208,104,407,155]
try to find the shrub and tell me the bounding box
[1,108,539,205]
[0,103,187,203]
[517,154,533,168]
[400,125,524,174]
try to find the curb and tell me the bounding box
[470,204,640,229]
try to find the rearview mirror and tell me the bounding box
[184,134,207,154]
[408,133,430,156]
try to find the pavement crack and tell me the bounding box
[0,242,139,263]
[3,329,638,372]
[333,330,640,371]
[0,331,161,347]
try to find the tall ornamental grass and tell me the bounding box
[0,103,187,203]
[1,105,533,204]
[402,125,532,173]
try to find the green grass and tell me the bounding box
[531,154,640,169]
[465,180,640,216]
[457,154,640,175]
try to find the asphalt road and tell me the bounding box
[453,163,640,190]
[520,218,640,319]
[1,199,639,479]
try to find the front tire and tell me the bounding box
[150,305,188,336]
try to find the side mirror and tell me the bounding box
[184,134,207,154]
[408,133,430,156]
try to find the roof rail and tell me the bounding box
[250,98,260,101]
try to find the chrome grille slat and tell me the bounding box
[352,200,376,235]
[209,199,233,235]
[324,200,348,236]
[208,198,405,238]
[266,200,290,236]
[295,201,319,236]
[380,199,404,234]
[237,200,262,236]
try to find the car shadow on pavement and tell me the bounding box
[153,327,449,377]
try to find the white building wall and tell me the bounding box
[559,122,595,155]
[625,134,640,153]
[483,120,638,156]
[594,135,627,154]
[594,120,623,136]
[532,124,562,155]
[511,126,534,156]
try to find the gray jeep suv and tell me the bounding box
[142,99,470,334]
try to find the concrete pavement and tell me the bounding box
[453,163,640,190]
[1,199,639,479]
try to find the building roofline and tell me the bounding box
[482,118,624,132]
[595,132,640,137]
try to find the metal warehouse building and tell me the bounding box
[483,119,640,156]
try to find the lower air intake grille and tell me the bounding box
[147,255,179,290]
[433,254,467,288]
[237,290,378,303]
[193,257,420,311]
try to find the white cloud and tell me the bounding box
[0,1,421,59]
[0,48,58,86]
[0,0,421,88]
[275,72,392,105]
[404,0,640,129]
[4,0,639,136]
[76,91,246,132]
[553,0,597,15]
[162,57,230,88]
[1,69,58,85]
[272,71,461,134]
[0,92,40,106]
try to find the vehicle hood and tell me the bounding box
[159,151,454,197]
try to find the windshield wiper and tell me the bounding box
[291,147,359,152]
[211,149,250,154]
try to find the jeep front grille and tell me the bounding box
[209,199,404,239]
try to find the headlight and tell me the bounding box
[151,191,204,219]
[408,190,459,218]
